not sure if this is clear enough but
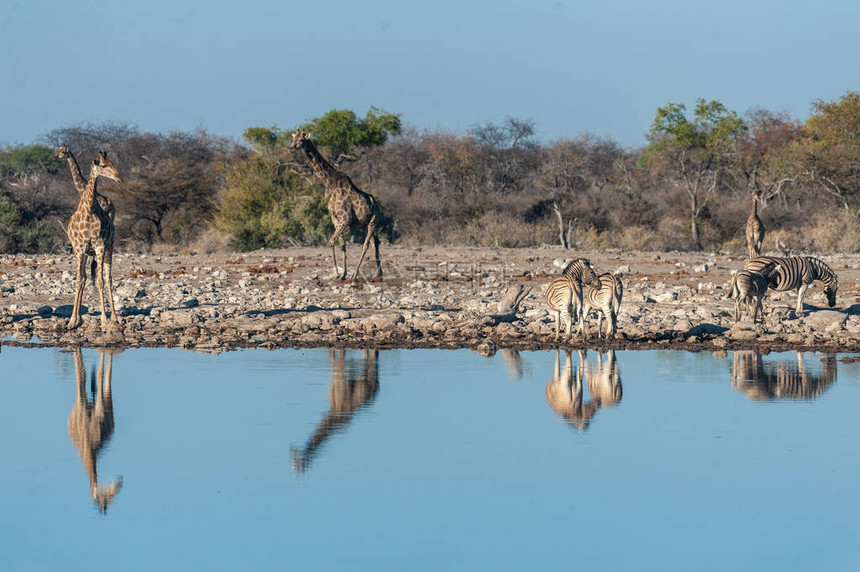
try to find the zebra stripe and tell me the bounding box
[583,273,623,339]
[545,276,578,340]
[731,266,774,323]
[744,256,838,316]
[560,258,597,332]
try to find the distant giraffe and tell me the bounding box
[68,348,123,513]
[66,151,123,330]
[746,189,765,259]
[290,349,380,473]
[288,130,383,281]
[53,145,116,284]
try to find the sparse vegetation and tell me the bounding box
[2,95,860,255]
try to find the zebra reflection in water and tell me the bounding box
[545,349,622,431]
[291,349,379,473]
[731,351,837,401]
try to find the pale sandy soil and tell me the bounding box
[1,245,859,353]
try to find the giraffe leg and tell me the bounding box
[69,252,88,330]
[351,223,377,281]
[372,234,382,279]
[104,247,119,323]
[93,246,109,328]
[328,225,349,280]
[339,237,348,281]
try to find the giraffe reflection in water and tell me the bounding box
[731,351,837,401]
[67,348,123,513]
[291,349,379,473]
[545,349,622,431]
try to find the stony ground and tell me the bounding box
[1,245,859,354]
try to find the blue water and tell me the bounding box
[1,346,858,571]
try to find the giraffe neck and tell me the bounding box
[301,141,343,190]
[65,152,88,194]
[751,195,758,216]
[83,169,99,211]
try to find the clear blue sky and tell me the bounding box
[2,0,858,148]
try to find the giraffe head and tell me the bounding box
[287,130,311,154]
[91,150,124,184]
[53,144,71,161]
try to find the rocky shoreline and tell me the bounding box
[2,246,859,355]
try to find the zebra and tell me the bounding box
[744,256,838,316]
[583,273,623,339]
[731,261,777,323]
[559,258,597,336]
[545,276,579,340]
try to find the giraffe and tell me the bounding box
[67,151,123,330]
[68,348,123,513]
[288,130,383,281]
[746,189,765,259]
[290,349,379,473]
[53,145,116,285]
[53,144,117,221]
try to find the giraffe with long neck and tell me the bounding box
[288,130,383,281]
[66,151,123,330]
[746,189,765,259]
[68,348,123,513]
[53,145,116,220]
[290,349,379,473]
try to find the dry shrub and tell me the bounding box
[192,228,231,254]
[614,225,662,251]
[656,217,694,251]
[719,236,748,256]
[803,209,860,253]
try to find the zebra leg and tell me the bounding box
[554,310,561,340]
[795,284,809,316]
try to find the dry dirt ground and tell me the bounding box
[2,245,860,354]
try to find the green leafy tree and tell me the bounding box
[0,188,54,253]
[218,107,400,250]
[214,150,330,250]
[0,145,55,178]
[645,98,746,249]
[795,91,860,207]
[244,107,401,165]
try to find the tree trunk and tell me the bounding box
[690,196,701,250]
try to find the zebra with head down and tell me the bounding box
[744,256,838,317]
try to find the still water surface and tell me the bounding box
[1,346,858,571]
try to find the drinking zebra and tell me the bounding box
[744,256,838,316]
[583,273,623,339]
[731,261,777,323]
[560,258,597,336]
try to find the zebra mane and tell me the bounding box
[809,257,838,286]
[562,258,595,282]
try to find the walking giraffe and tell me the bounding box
[288,130,383,281]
